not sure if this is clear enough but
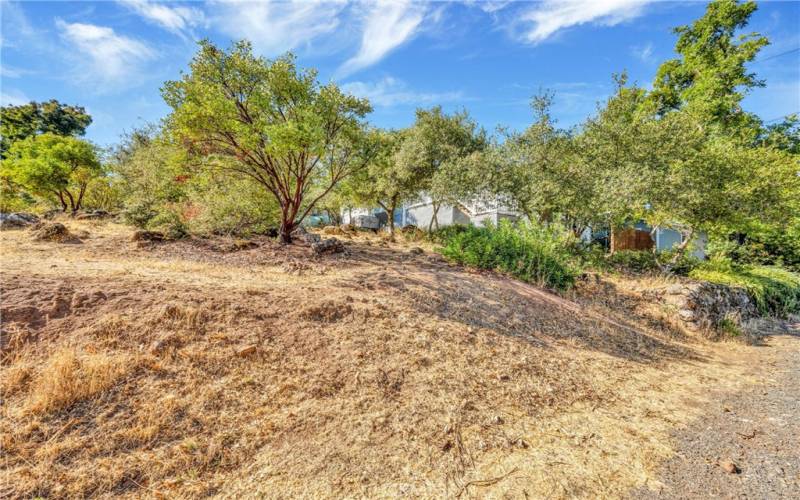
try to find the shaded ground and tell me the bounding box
[0,219,795,498]
[636,328,800,499]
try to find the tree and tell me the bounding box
[162,40,375,243]
[577,75,671,230]
[1,100,92,156]
[3,133,102,213]
[345,129,424,237]
[395,107,487,231]
[649,0,768,135]
[482,92,599,235]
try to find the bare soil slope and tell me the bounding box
[1,220,795,498]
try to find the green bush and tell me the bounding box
[435,220,579,291]
[708,223,800,273]
[607,250,658,273]
[690,260,800,316]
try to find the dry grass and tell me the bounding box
[0,220,782,498]
[26,349,133,415]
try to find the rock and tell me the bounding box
[236,345,257,357]
[75,209,110,220]
[1,212,40,230]
[492,415,504,425]
[408,247,424,255]
[131,230,165,242]
[678,309,696,321]
[292,226,321,245]
[312,237,344,254]
[720,459,740,474]
[666,284,684,295]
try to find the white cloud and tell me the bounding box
[338,0,427,77]
[56,19,156,88]
[118,0,206,37]
[466,0,511,14]
[631,41,654,62]
[341,76,464,107]
[0,64,31,78]
[1,88,30,106]
[209,0,347,55]
[518,0,654,44]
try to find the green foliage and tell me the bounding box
[690,262,800,316]
[717,317,742,338]
[344,129,413,234]
[395,106,487,231]
[435,220,579,291]
[607,250,659,274]
[162,40,374,242]
[709,223,800,273]
[2,133,102,213]
[1,100,92,156]
[112,126,280,236]
[487,93,594,231]
[650,0,767,135]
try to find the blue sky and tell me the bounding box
[2,0,798,146]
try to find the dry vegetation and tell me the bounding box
[0,219,781,498]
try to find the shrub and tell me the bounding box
[603,249,700,275]
[708,224,800,273]
[607,250,658,273]
[690,260,800,316]
[435,220,579,291]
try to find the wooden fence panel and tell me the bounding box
[611,228,654,253]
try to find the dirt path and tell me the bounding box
[636,327,800,499]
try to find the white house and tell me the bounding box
[343,196,707,258]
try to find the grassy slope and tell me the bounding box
[0,221,774,498]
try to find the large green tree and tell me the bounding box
[3,133,102,213]
[395,106,487,231]
[346,129,419,236]
[162,40,375,243]
[649,0,768,135]
[1,100,92,156]
[484,93,600,235]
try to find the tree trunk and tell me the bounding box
[278,220,294,244]
[75,183,87,214]
[65,191,77,216]
[57,191,67,212]
[428,202,440,232]
[387,207,395,237]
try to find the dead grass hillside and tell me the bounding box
[0,220,771,498]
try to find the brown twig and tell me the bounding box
[456,467,519,497]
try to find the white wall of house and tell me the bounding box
[341,208,371,225]
[403,202,460,229]
[646,225,707,259]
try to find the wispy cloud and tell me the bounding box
[338,0,428,77]
[56,19,156,89]
[341,76,464,107]
[1,88,30,106]
[0,64,32,78]
[209,0,347,55]
[0,1,36,49]
[517,0,654,44]
[117,0,206,38]
[631,41,654,62]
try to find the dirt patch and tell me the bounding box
[635,330,800,499]
[299,299,354,322]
